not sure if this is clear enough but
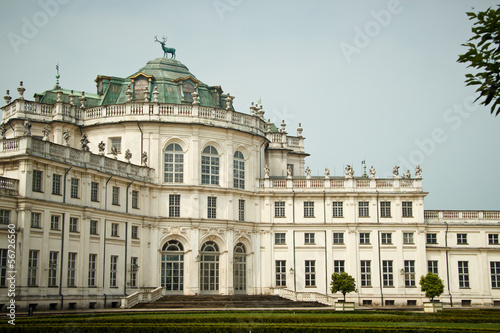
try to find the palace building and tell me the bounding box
[0,56,499,310]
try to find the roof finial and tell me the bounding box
[55,63,61,90]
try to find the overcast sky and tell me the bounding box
[0,0,498,210]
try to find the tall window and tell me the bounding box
[0,210,10,224]
[304,202,314,217]
[233,151,245,189]
[0,249,7,287]
[275,233,286,245]
[69,217,78,232]
[360,260,371,287]
[333,232,344,244]
[90,220,98,235]
[334,260,345,273]
[491,262,500,288]
[133,77,149,99]
[67,252,77,287]
[112,186,119,205]
[110,256,118,287]
[91,182,99,202]
[276,260,286,287]
[70,178,79,198]
[426,233,437,244]
[48,251,58,287]
[403,232,414,244]
[130,257,138,288]
[305,260,316,287]
[428,260,438,275]
[359,201,369,217]
[286,164,294,176]
[332,201,343,217]
[131,226,139,239]
[380,201,391,217]
[50,215,60,230]
[28,250,38,286]
[111,223,119,236]
[131,190,139,209]
[381,233,392,244]
[382,260,393,287]
[305,233,315,244]
[402,201,413,217]
[457,233,467,244]
[52,174,61,195]
[275,202,285,217]
[360,232,370,244]
[201,146,219,185]
[32,170,43,192]
[404,260,415,287]
[489,234,499,245]
[31,212,41,228]
[169,194,181,217]
[110,137,121,154]
[207,196,217,219]
[458,261,469,288]
[238,199,245,222]
[182,81,195,102]
[88,254,97,287]
[164,143,184,183]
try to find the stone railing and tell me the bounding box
[271,288,336,306]
[0,177,18,196]
[120,286,163,309]
[0,137,153,183]
[424,210,500,221]
[258,177,422,192]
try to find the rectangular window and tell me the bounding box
[169,194,181,218]
[381,233,392,244]
[130,257,138,288]
[32,170,43,192]
[111,223,119,237]
[90,220,98,235]
[91,182,99,202]
[31,212,41,228]
[110,137,121,154]
[404,260,416,287]
[110,255,118,287]
[403,232,414,244]
[305,260,316,287]
[360,232,370,244]
[52,174,62,195]
[0,249,7,286]
[275,233,286,245]
[207,196,217,219]
[88,254,97,287]
[361,260,371,287]
[457,233,467,244]
[305,233,315,244]
[402,201,413,217]
[491,262,500,288]
[333,232,344,244]
[0,210,10,224]
[131,225,139,239]
[28,250,38,286]
[286,164,294,176]
[428,260,438,275]
[70,178,79,198]
[69,217,78,233]
[382,260,394,287]
[112,186,119,205]
[458,261,470,288]
[238,199,245,222]
[304,202,314,218]
[67,252,77,287]
[276,260,286,287]
[334,260,345,273]
[50,215,60,230]
[426,233,437,244]
[489,234,499,245]
[359,201,369,217]
[131,190,139,209]
[332,201,343,217]
[48,251,58,287]
[380,201,391,217]
[275,201,285,217]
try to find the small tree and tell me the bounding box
[330,272,356,302]
[419,272,445,302]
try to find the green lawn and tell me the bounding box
[2,309,500,332]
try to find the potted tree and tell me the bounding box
[330,272,357,311]
[419,272,445,312]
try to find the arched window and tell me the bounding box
[183,82,195,102]
[162,239,184,252]
[201,146,219,185]
[233,151,245,189]
[200,241,220,292]
[233,243,247,293]
[161,240,184,292]
[164,143,184,183]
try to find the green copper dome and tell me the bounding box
[130,58,196,81]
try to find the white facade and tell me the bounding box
[1,58,499,310]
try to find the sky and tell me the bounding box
[0,0,498,210]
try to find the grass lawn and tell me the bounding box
[2,309,500,332]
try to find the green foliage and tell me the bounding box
[330,272,357,301]
[419,272,445,301]
[457,6,500,116]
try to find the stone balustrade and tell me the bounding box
[271,287,336,306]
[0,176,18,196]
[424,210,500,221]
[120,286,164,309]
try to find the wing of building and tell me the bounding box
[1,57,499,311]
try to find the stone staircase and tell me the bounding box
[133,294,326,309]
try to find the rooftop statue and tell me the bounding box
[155,36,176,59]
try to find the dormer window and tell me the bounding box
[134,77,149,99]
[182,81,195,103]
[94,76,111,96]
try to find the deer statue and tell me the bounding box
[155,36,176,59]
